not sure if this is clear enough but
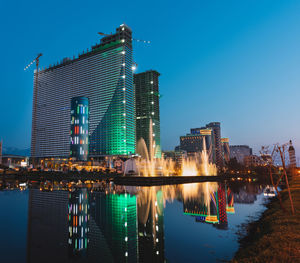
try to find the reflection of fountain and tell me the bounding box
[182,182,218,217]
[181,182,231,227]
[136,187,165,261]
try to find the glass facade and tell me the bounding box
[134,70,161,158]
[31,24,135,158]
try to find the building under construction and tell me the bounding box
[31,24,135,160]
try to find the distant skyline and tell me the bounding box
[1,0,300,157]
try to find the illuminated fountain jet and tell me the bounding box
[135,119,175,177]
[133,119,217,177]
[181,138,217,177]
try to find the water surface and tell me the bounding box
[0,181,269,263]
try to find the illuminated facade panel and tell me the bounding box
[70,97,89,161]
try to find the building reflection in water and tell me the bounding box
[27,182,237,262]
[182,182,235,230]
[27,189,69,263]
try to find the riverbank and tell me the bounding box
[232,176,300,263]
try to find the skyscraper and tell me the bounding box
[134,70,161,158]
[31,24,135,160]
[205,122,223,168]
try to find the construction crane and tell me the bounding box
[98,32,151,44]
[24,53,43,168]
[24,53,43,71]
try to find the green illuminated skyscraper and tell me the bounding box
[134,70,161,158]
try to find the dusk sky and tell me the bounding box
[1,0,300,157]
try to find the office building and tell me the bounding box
[229,145,252,164]
[134,70,161,158]
[180,128,215,163]
[31,24,135,160]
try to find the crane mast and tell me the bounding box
[24,53,43,167]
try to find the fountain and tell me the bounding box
[181,138,217,176]
[130,119,217,177]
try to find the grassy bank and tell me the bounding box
[232,176,300,263]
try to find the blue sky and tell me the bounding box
[0,0,299,157]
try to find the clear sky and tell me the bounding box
[0,0,299,157]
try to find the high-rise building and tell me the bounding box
[180,128,215,163]
[229,145,252,164]
[134,70,161,158]
[31,24,135,160]
[205,122,223,168]
[288,140,296,168]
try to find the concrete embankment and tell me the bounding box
[232,176,300,263]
